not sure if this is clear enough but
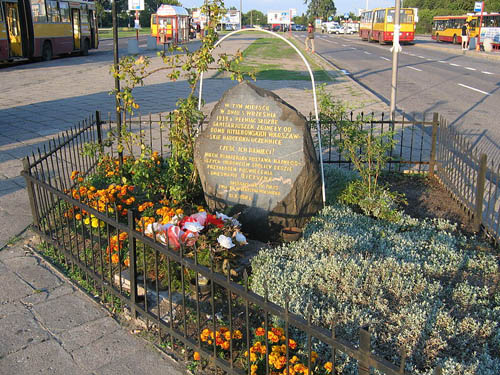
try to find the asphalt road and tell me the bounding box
[295,32,500,161]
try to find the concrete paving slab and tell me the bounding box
[31,292,106,335]
[58,316,120,352]
[0,306,51,358]
[0,270,34,302]
[2,255,63,291]
[0,339,82,375]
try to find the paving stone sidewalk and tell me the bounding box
[0,235,184,375]
[0,34,388,374]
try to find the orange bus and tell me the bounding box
[432,15,478,44]
[360,7,416,44]
[0,0,98,62]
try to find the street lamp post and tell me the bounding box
[389,0,401,121]
[239,0,242,29]
[111,0,123,164]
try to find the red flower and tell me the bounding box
[206,214,224,228]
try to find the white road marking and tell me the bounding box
[418,55,425,59]
[438,60,446,63]
[342,44,347,47]
[409,53,416,56]
[465,67,476,71]
[407,66,422,72]
[364,51,372,54]
[450,63,460,66]
[380,56,390,61]
[340,69,351,75]
[482,71,494,75]
[426,58,433,61]
[458,83,490,95]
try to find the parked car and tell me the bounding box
[295,24,306,31]
[272,25,281,32]
[327,24,343,34]
[262,24,271,31]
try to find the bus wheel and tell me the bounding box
[42,42,52,61]
[452,35,457,44]
[81,39,89,56]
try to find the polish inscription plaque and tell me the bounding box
[195,81,322,238]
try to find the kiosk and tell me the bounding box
[151,5,189,45]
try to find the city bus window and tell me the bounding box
[31,0,47,23]
[59,1,70,23]
[81,5,88,23]
[46,1,61,23]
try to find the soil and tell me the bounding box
[382,173,477,235]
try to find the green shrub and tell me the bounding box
[250,205,499,374]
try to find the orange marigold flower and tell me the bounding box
[221,340,230,350]
[255,327,265,336]
[111,253,119,264]
[70,171,79,180]
[224,331,231,341]
[324,362,333,373]
[233,330,242,339]
[193,351,201,361]
[77,177,84,183]
[311,351,318,363]
[288,338,297,350]
[123,258,130,268]
[75,213,82,220]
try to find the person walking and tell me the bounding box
[461,22,469,50]
[305,22,315,53]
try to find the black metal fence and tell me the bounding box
[317,111,437,174]
[20,111,451,375]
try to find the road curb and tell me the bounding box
[413,41,500,62]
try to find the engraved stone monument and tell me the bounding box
[194,81,322,238]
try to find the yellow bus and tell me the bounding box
[432,15,478,44]
[0,0,98,62]
[360,7,416,44]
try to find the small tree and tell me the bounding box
[317,85,406,221]
[111,0,249,202]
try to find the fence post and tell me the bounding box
[358,326,371,375]
[127,210,138,319]
[429,112,439,177]
[473,153,488,232]
[96,111,103,153]
[22,158,40,230]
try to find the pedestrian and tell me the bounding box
[461,22,469,50]
[305,22,315,53]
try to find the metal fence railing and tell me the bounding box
[20,111,448,375]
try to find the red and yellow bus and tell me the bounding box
[0,0,98,62]
[360,7,416,44]
[432,15,478,44]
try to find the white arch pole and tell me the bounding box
[198,28,326,207]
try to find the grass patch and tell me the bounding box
[99,28,151,39]
[233,37,332,82]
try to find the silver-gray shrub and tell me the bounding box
[250,168,499,374]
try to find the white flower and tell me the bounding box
[184,221,204,233]
[234,231,247,245]
[216,212,231,221]
[169,215,182,225]
[145,222,169,236]
[217,235,235,249]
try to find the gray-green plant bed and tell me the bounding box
[250,167,499,375]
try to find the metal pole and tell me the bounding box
[135,10,139,41]
[389,0,401,121]
[239,0,242,29]
[476,1,485,50]
[112,0,123,165]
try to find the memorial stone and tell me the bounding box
[194,81,322,239]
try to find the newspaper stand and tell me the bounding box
[152,5,189,45]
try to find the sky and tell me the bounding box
[179,0,397,17]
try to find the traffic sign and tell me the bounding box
[328,16,332,21]
[128,0,144,11]
[474,1,483,12]
[344,12,350,19]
